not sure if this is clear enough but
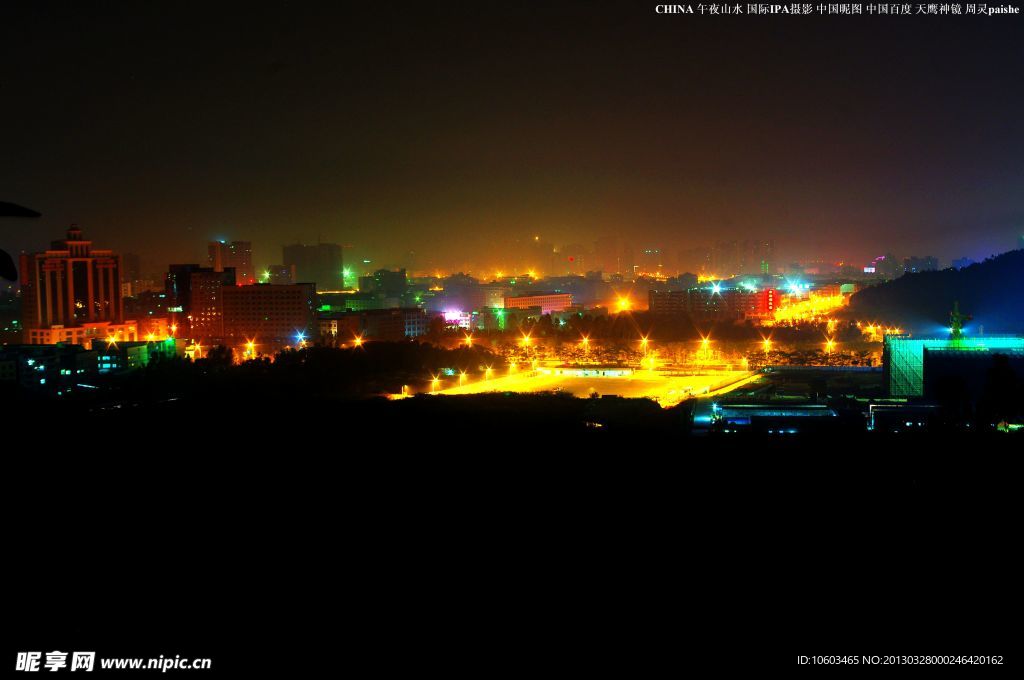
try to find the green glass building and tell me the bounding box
[884,334,1024,397]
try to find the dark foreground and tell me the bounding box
[6,394,1020,674]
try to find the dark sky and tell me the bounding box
[2,1,1022,274]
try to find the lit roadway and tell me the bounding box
[430,367,756,407]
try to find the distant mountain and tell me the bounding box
[847,249,1024,335]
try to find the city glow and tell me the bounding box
[770,293,847,325]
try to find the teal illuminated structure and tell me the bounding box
[884,334,1024,397]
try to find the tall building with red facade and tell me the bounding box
[20,226,138,345]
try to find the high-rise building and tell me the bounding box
[638,246,663,276]
[282,243,344,291]
[221,283,317,346]
[208,240,255,285]
[711,240,739,275]
[20,225,138,345]
[188,269,237,340]
[740,239,775,275]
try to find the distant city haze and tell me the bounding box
[1,4,1021,275]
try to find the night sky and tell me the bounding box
[2,2,1022,273]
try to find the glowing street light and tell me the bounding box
[464,333,473,348]
[762,337,772,354]
[826,338,836,355]
[459,371,467,386]
[581,335,590,351]
[169,324,177,336]
[485,366,493,380]
[353,335,364,348]
[520,333,532,348]
[617,296,632,312]
[431,376,440,393]
[146,333,156,342]
[640,335,649,355]
[508,361,517,374]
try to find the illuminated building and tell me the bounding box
[358,268,407,297]
[188,268,236,340]
[638,246,663,276]
[91,337,183,373]
[318,308,433,341]
[282,242,343,290]
[0,343,100,393]
[693,402,839,435]
[504,292,573,314]
[19,225,140,345]
[264,264,296,284]
[883,334,1024,397]
[208,240,255,285]
[648,286,778,320]
[221,283,317,345]
[647,290,688,315]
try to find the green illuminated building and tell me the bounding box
[884,334,1024,397]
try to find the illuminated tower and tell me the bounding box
[20,225,124,332]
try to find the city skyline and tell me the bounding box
[2,4,1021,272]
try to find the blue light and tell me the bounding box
[711,282,722,295]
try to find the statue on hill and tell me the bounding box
[949,301,972,341]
